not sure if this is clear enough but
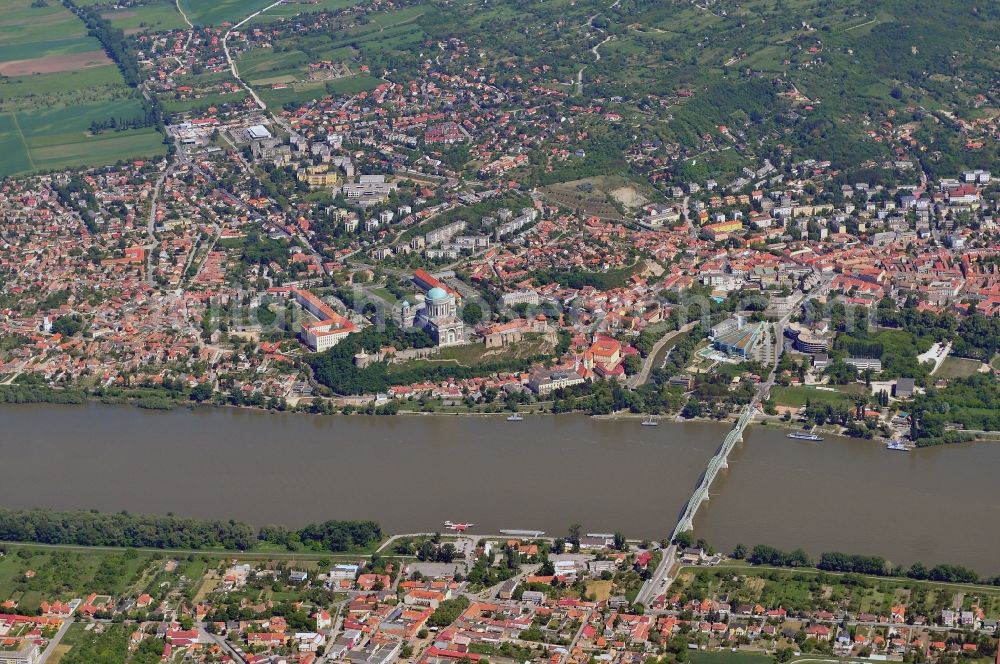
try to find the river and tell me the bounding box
[695,425,1000,573]
[2,404,998,573]
[0,403,721,537]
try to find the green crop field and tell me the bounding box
[0,0,96,51]
[0,0,167,176]
[0,66,123,106]
[248,0,363,23]
[0,99,166,177]
[0,113,33,176]
[29,129,166,172]
[179,0,275,26]
[100,3,189,32]
[17,97,147,137]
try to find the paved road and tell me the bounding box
[145,168,168,285]
[634,544,675,608]
[199,624,248,663]
[37,617,74,664]
[627,321,698,388]
[222,0,286,110]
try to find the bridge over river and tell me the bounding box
[671,403,757,538]
[635,402,758,607]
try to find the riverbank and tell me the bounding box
[3,401,1000,571]
[0,401,723,539]
[4,386,994,453]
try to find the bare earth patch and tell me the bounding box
[0,51,112,76]
[610,186,649,209]
[585,579,613,602]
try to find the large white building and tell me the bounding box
[292,289,359,352]
[402,287,466,347]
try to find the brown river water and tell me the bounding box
[1,404,998,572]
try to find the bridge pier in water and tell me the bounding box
[670,404,756,541]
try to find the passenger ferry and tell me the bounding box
[506,414,524,421]
[787,431,824,441]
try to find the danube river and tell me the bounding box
[2,404,999,572]
[0,403,721,537]
[695,425,1000,573]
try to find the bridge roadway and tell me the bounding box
[672,402,756,539]
[635,401,757,608]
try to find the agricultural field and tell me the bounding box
[0,114,32,176]
[99,2,189,33]
[0,0,107,72]
[0,66,125,112]
[247,0,363,24]
[0,0,167,176]
[0,99,166,177]
[178,0,276,26]
[233,3,428,108]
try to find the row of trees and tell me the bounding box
[63,0,142,87]
[62,0,165,132]
[0,508,382,553]
[739,543,987,584]
[255,519,383,552]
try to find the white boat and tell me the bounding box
[887,440,909,451]
[641,416,659,427]
[787,431,823,441]
[506,414,524,421]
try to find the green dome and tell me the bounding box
[427,287,448,300]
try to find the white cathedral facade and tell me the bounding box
[401,287,467,347]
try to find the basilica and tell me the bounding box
[401,286,467,347]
